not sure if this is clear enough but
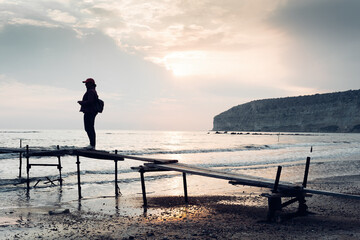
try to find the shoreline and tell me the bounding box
[1,174,360,240]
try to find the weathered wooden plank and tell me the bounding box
[145,163,297,190]
[29,164,60,167]
[144,162,360,199]
[24,149,69,157]
[73,149,125,161]
[131,165,170,172]
[119,155,178,164]
[304,188,360,200]
[0,147,27,153]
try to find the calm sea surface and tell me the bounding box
[1,130,360,210]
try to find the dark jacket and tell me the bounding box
[79,88,98,113]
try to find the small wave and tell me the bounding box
[79,173,178,186]
[195,155,307,169]
[0,171,179,192]
[0,153,19,160]
[81,168,136,175]
[0,131,40,134]
[117,145,271,156]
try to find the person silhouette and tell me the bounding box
[77,78,98,149]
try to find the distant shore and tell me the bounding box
[213,89,360,134]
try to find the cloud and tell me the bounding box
[47,9,77,24]
[1,0,287,78]
[269,0,360,91]
[271,0,360,40]
[8,17,59,28]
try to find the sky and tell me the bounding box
[1,0,359,131]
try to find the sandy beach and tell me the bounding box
[1,170,359,240]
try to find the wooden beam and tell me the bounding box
[304,188,360,200]
[273,166,282,193]
[0,147,27,153]
[146,162,297,191]
[73,149,125,161]
[29,164,60,167]
[118,154,178,164]
[24,149,68,157]
[131,166,169,172]
[302,157,311,188]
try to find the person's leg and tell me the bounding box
[84,113,97,148]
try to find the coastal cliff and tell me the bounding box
[213,90,360,133]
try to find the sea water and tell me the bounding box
[1,130,360,211]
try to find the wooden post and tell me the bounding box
[267,165,283,221]
[303,157,311,188]
[114,150,119,197]
[267,196,282,222]
[57,145,63,186]
[273,166,282,193]
[76,155,82,199]
[183,172,188,203]
[297,194,308,215]
[140,167,147,207]
[18,139,22,178]
[26,145,30,190]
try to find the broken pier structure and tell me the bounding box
[1,144,360,221]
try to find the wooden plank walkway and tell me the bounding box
[2,146,359,196]
[1,146,360,196]
[1,146,360,221]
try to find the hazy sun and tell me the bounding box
[162,47,288,83]
[164,51,207,77]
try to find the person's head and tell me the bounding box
[82,78,96,88]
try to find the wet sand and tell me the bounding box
[1,173,360,240]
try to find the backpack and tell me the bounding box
[95,98,104,113]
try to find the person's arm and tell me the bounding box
[78,91,97,106]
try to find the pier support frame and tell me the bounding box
[132,165,190,208]
[24,145,64,189]
[262,156,312,222]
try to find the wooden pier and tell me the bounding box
[1,145,360,222]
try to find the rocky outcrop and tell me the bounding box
[213,90,360,133]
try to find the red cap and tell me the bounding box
[82,78,95,84]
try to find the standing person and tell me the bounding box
[78,78,98,149]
